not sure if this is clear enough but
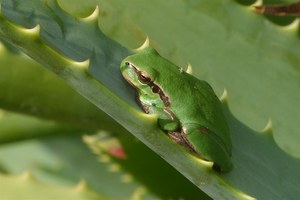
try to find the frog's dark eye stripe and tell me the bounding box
[138,72,152,84]
[151,85,160,93]
[148,82,170,107]
[128,62,171,107]
[160,94,170,107]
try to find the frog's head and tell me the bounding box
[120,48,160,93]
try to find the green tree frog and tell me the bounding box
[120,47,233,172]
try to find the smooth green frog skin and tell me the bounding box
[120,47,233,172]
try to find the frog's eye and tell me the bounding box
[125,62,130,66]
[138,72,152,84]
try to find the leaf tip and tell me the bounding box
[235,191,257,200]
[250,0,264,14]
[130,187,147,200]
[19,24,41,37]
[84,134,124,174]
[74,179,89,192]
[261,119,273,134]
[220,88,229,103]
[133,36,150,52]
[83,134,102,155]
[19,171,36,182]
[252,0,263,9]
[186,63,193,74]
[71,59,90,70]
[121,174,133,183]
[191,155,213,170]
[108,163,121,172]
[281,18,300,32]
[98,154,111,163]
[80,5,100,23]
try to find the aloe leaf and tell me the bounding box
[0,40,125,133]
[0,172,113,200]
[0,110,83,143]
[0,0,300,199]
[0,112,160,200]
[83,131,211,200]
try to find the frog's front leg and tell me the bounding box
[137,96,188,148]
[183,124,233,172]
[137,92,180,131]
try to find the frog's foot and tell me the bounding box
[184,126,233,172]
[168,131,197,154]
[158,118,179,131]
[212,164,224,172]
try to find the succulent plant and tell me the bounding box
[0,0,299,199]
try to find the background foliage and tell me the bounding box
[0,0,299,199]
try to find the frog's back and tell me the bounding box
[165,72,232,154]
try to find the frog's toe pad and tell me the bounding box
[158,119,178,131]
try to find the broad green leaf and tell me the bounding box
[0,112,159,200]
[0,40,125,133]
[0,110,83,143]
[83,131,210,200]
[0,0,300,199]
[0,172,112,200]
